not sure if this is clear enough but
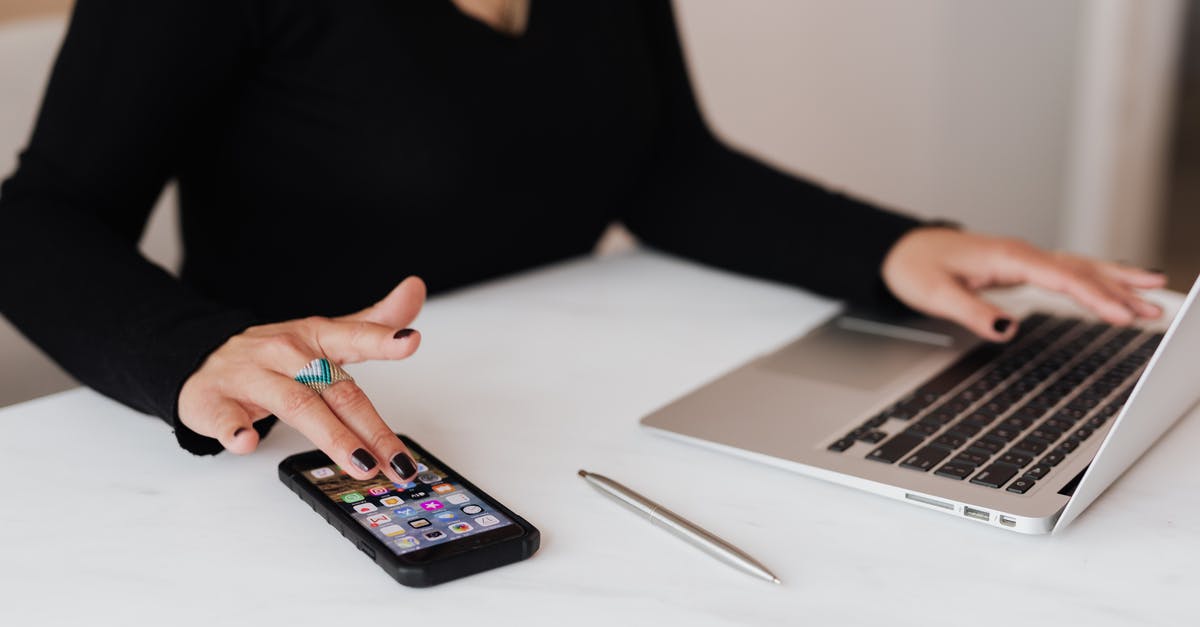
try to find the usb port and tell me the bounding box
[999,515,1016,528]
[963,506,990,522]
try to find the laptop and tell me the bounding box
[640,275,1200,533]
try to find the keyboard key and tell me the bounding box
[866,433,925,464]
[907,421,940,436]
[864,414,888,428]
[946,423,982,439]
[900,444,954,472]
[1030,427,1062,443]
[1056,438,1080,454]
[858,430,887,444]
[934,461,975,480]
[1002,415,1035,430]
[971,438,1004,455]
[934,433,967,449]
[1024,464,1052,480]
[1073,427,1093,441]
[963,413,999,429]
[955,450,990,466]
[1044,417,1074,432]
[971,463,1021,488]
[1007,477,1036,494]
[1041,450,1065,466]
[1011,437,1048,456]
[987,426,1021,442]
[999,452,1033,468]
[828,438,856,452]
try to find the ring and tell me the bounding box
[293,358,353,394]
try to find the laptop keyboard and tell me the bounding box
[827,313,1163,495]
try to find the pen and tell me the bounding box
[577,469,781,585]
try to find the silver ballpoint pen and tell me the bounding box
[578,470,781,585]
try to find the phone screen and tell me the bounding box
[299,452,515,556]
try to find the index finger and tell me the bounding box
[997,249,1135,324]
[307,318,422,365]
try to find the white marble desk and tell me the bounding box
[2,251,1197,626]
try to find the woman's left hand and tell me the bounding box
[881,227,1167,342]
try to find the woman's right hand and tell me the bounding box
[178,276,427,484]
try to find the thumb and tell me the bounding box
[917,277,1017,342]
[340,275,427,327]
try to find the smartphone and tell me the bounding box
[278,434,539,587]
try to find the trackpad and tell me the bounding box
[758,319,953,391]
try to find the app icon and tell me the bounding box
[423,530,447,541]
[408,518,431,529]
[341,492,365,503]
[460,504,483,516]
[448,522,473,534]
[310,467,334,479]
[446,493,469,505]
[474,515,500,527]
[380,496,404,507]
[420,500,444,512]
[417,463,428,473]
[393,481,418,490]
[435,512,456,520]
[417,472,442,484]
[379,525,406,537]
[393,506,417,517]
[353,502,378,514]
[367,486,389,497]
[432,483,455,494]
[365,513,392,527]
[395,536,419,549]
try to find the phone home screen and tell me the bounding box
[302,453,514,556]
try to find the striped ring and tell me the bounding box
[293,358,353,394]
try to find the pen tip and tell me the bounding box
[577,469,588,478]
[771,577,782,585]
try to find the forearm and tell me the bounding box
[0,193,259,454]
[623,139,921,309]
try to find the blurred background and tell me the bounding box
[1,0,1197,408]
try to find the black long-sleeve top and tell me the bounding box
[0,0,920,455]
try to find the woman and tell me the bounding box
[0,0,1165,486]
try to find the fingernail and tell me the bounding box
[393,328,415,340]
[993,318,1012,334]
[350,448,378,473]
[233,427,248,438]
[390,452,418,479]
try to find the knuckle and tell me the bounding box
[327,431,362,457]
[321,381,370,411]
[995,238,1034,259]
[368,429,399,454]
[258,334,311,364]
[282,387,322,415]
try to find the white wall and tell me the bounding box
[674,0,1087,248]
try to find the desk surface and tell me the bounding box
[2,251,1197,626]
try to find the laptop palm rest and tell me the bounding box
[757,319,954,391]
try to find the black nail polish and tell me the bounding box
[993,318,1012,334]
[390,452,418,479]
[393,328,415,340]
[350,448,378,473]
[233,427,248,437]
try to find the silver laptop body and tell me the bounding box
[640,276,1200,534]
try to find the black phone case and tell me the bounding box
[278,434,540,587]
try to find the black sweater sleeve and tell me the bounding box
[622,1,922,309]
[0,1,261,454]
